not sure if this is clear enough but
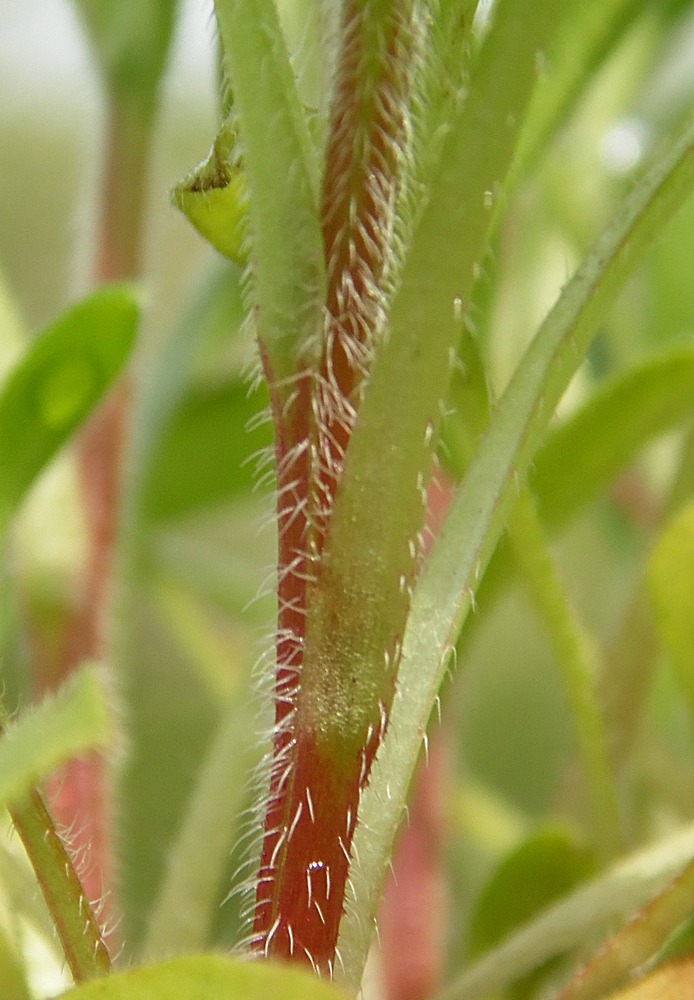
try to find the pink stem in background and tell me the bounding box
[37,97,151,949]
[379,469,454,1000]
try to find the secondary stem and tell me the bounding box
[38,93,152,939]
[8,788,112,982]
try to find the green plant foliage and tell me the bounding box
[534,348,694,529]
[71,0,181,109]
[468,825,594,960]
[649,502,694,726]
[0,923,31,1000]
[0,666,110,808]
[0,285,138,537]
[144,378,271,522]
[211,0,326,396]
[340,115,694,989]
[58,955,349,1000]
[4,0,694,996]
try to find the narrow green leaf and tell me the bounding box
[0,285,139,537]
[649,502,694,728]
[467,824,593,960]
[557,855,694,1000]
[339,118,694,988]
[534,347,694,530]
[58,954,349,1000]
[212,0,326,394]
[507,0,648,195]
[0,666,111,809]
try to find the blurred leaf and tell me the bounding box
[604,959,694,1000]
[0,285,139,537]
[0,268,25,382]
[557,853,694,1000]
[508,0,648,196]
[0,924,31,1000]
[649,502,694,728]
[72,0,180,109]
[435,823,694,1000]
[533,346,694,529]
[58,954,348,1000]
[116,267,248,946]
[0,666,110,809]
[142,685,257,957]
[144,378,271,522]
[467,824,594,961]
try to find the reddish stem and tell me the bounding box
[379,468,454,1000]
[253,0,414,974]
[36,96,151,945]
[379,734,449,1000]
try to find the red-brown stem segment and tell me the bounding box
[253,0,415,975]
[379,731,449,1000]
[35,96,150,942]
[378,470,453,1000]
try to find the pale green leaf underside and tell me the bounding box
[0,666,110,809]
[0,285,139,538]
[58,955,348,1000]
[338,119,694,989]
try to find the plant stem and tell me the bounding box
[37,93,152,938]
[508,490,622,858]
[0,696,111,983]
[253,0,416,974]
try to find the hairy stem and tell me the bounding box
[253,0,416,974]
[8,789,112,982]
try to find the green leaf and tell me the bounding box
[72,0,180,110]
[649,502,694,728]
[212,0,326,395]
[0,285,139,537]
[339,117,694,989]
[144,378,271,522]
[0,924,31,1000]
[534,347,694,530]
[142,687,257,957]
[436,822,694,1000]
[58,955,349,1000]
[507,0,648,195]
[467,824,594,960]
[0,666,111,809]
